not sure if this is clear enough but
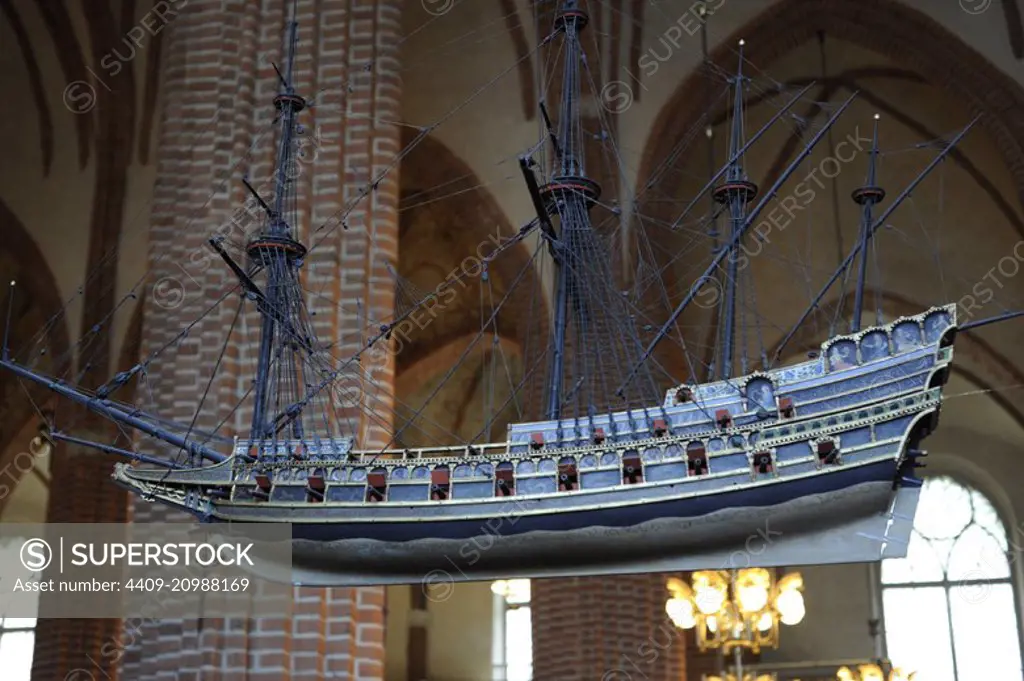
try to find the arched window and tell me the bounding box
[882,476,1023,680]
[491,579,532,681]
[0,617,35,680]
[0,539,37,680]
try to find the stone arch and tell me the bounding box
[0,199,69,518]
[639,0,1024,211]
[395,332,524,446]
[396,129,547,436]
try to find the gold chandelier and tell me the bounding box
[666,569,805,653]
[837,662,916,681]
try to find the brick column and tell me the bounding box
[30,427,129,681]
[531,574,687,681]
[119,0,401,679]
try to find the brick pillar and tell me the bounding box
[531,574,687,681]
[119,0,401,679]
[30,427,129,681]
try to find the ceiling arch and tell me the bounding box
[396,331,524,445]
[639,0,1024,220]
[397,128,548,371]
[0,197,69,481]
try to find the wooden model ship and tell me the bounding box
[0,1,992,585]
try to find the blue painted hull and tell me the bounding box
[286,457,898,542]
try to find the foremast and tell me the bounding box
[246,16,310,442]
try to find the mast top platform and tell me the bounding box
[555,0,588,30]
[852,186,885,204]
[712,180,758,204]
[274,94,306,112]
[539,175,602,211]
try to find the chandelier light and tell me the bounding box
[491,579,530,605]
[666,569,805,653]
[836,662,916,681]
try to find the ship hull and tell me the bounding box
[254,475,919,586]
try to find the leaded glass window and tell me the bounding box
[882,476,1023,681]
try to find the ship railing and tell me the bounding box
[214,389,944,506]
[661,305,956,405]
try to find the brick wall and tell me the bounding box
[113,0,402,679]
[531,574,687,681]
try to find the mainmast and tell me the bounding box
[539,0,601,421]
[247,11,309,441]
[712,41,757,380]
[850,114,883,333]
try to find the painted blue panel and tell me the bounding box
[518,477,556,495]
[613,413,633,432]
[644,462,687,482]
[675,423,711,438]
[664,445,684,461]
[841,441,897,464]
[776,442,809,461]
[792,374,929,416]
[734,414,764,428]
[893,322,922,352]
[517,460,536,475]
[390,467,409,480]
[581,470,620,489]
[475,463,494,478]
[328,467,345,482]
[746,377,776,412]
[388,485,427,502]
[784,461,819,476]
[861,331,890,361]
[643,447,663,463]
[797,377,927,417]
[412,466,430,479]
[713,453,748,472]
[842,427,872,448]
[828,340,859,371]
[538,458,557,473]
[600,452,618,466]
[327,485,364,502]
[874,415,914,441]
[455,481,493,499]
[786,355,932,403]
[580,454,598,469]
[350,468,367,482]
[453,464,473,479]
[925,311,952,342]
